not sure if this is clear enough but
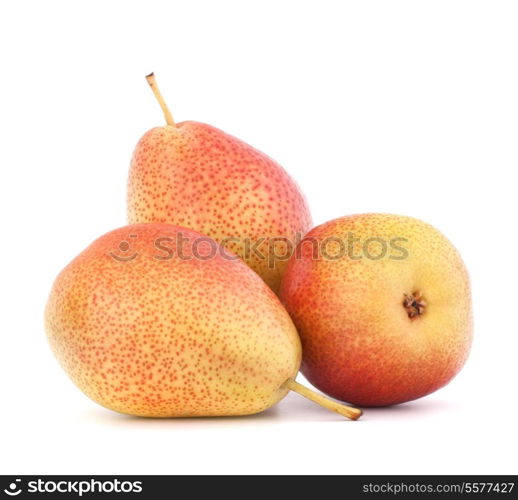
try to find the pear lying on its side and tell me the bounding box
[127,74,312,295]
[45,223,360,419]
[280,214,473,407]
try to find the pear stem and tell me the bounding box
[284,378,362,420]
[145,73,176,127]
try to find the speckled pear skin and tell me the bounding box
[127,122,312,294]
[280,214,472,407]
[45,223,302,417]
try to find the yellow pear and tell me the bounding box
[280,214,472,406]
[45,223,361,419]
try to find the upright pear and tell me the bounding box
[127,74,312,294]
[45,223,360,419]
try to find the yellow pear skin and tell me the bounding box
[45,224,301,417]
[45,223,362,419]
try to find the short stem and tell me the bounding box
[284,378,362,420]
[145,73,176,127]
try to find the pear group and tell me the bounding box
[45,73,473,420]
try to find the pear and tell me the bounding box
[127,74,312,294]
[45,223,361,419]
[280,214,473,407]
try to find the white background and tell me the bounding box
[1,0,517,475]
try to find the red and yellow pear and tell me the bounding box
[45,223,361,419]
[127,74,312,294]
[280,213,473,407]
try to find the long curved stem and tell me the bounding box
[284,378,362,420]
[145,73,176,127]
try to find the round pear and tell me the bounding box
[280,214,473,407]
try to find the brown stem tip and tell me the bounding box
[404,291,427,319]
[284,378,362,420]
[145,72,176,127]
